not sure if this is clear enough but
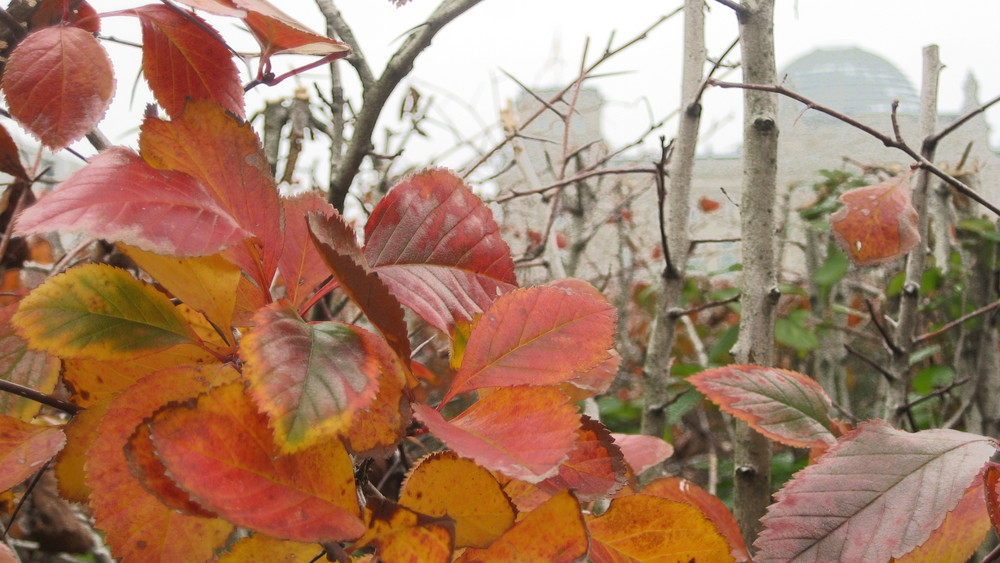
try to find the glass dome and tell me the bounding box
[780,47,920,119]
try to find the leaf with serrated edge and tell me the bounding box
[985,463,1000,538]
[236,0,351,58]
[2,26,114,149]
[308,212,410,364]
[241,302,381,451]
[690,365,837,448]
[341,348,410,457]
[13,264,197,360]
[455,490,587,563]
[278,193,338,308]
[537,415,627,501]
[353,497,454,562]
[399,451,516,548]
[443,280,615,405]
[125,420,217,518]
[132,5,244,118]
[365,168,517,333]
[140,99,282,293]
[0,123,27,180]
[754,420,997,562]
[0,303,59,420]
[643,477,749,562]
[588,493,734,563]
[0,416,64,491]
[149,382,364,542]
[413,386,579,483]
[86,365,236,562]
[831,171,919,266]
[56,398,109,504]
[612,433,674,475]
[890,475,990,563]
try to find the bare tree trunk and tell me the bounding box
[884,46,942,424]
[731,0,778,547]
[640,0,704,461]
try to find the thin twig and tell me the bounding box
[897,376,971,412]
[670,292,740,318]
[0,380,81,415]
[491,166,657,203]
[915,299,1000,344]
[708,79,1000,217]
[929,92,1000,146]
[844,344,895,383]
[865,299,901,355]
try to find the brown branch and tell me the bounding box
[708,79,1000,217]
[670,292,740,319]
[0,380,81,415]
[315,0,375,90]
[491,166,657,203]
[865,298,901,355]
[928,91,1000,147]
[844,344,895,383]
[915,299,1000,344]
[897,376,971,412]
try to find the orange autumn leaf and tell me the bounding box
[455,489,587,563]
[2,26,114,150]
[611,433,674,475]
[353,497,454,562]
[699,196,722,213]
[442,280,616,405]
[235,0,350,68]
[86,366,237,562]
[341,347,411,457]
[0,416,64,491]
[890,475,990,563]
[587,494,734,563]
[413,386,580,483]
[55,398,109,504]
[240,302,382,451]
[830,171,920,266]
[537,415,628,501]
[125,421,217,519]
[148,382,364,542]
[642,477,749,562]
[217,534,324,562]
[398,451,516,548]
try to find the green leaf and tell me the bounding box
[775,310,818,353]
[13,264,196,360]
[912,365,953,395]
[813,247,848,287]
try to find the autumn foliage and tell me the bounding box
[0,1,998,562]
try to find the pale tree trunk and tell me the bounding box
[640,0,705,460]
[884,46,942,423]
[730,0,777,547]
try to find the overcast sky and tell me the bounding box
[87,1,1000,178]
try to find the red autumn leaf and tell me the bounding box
[442,280,616,405]
[587,493,734,563]
[235,0,350,69]
[278,193,338,308]
[455,490,587,563]
[537,415,628,501]
[240,302,382,451]
[31,0,100,32]
[140,99,282,294]
[890,474,990,563]
[830,171,920,266]
[352,497,454,562]
[0,303,59,421]
[171,0,246,16]
[16,148,249,257]
[986,462,1000,539]
[0,416,64,491]
[148,382,365,542]
[3,26,114,150]
[0,123,27,181]
[365,168,517,334]
[699,196,722,213]
[86,366,236,562]
[399,451,516,548]
[643,477,749,562]
[561,348,620,401]
[413,386,580,483]
[689,365,838,448]
[611,433,674,475]
[124,419,217,518]
[132,5,245,119]
[754,420,997,562]
[308,212,411,364]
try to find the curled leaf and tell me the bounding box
[830,171,919,266]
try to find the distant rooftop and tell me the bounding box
[780,47,920,118]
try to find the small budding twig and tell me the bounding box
[914,299,1000,344]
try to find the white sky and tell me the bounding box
[55,1,1000,182]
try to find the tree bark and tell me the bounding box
[640,0,704,461]
[731,0,778,547]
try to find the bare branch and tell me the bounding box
[315,0,375,90]
[928,91,1000,147]
[915,299,1000,344]
[0,379,82,415]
